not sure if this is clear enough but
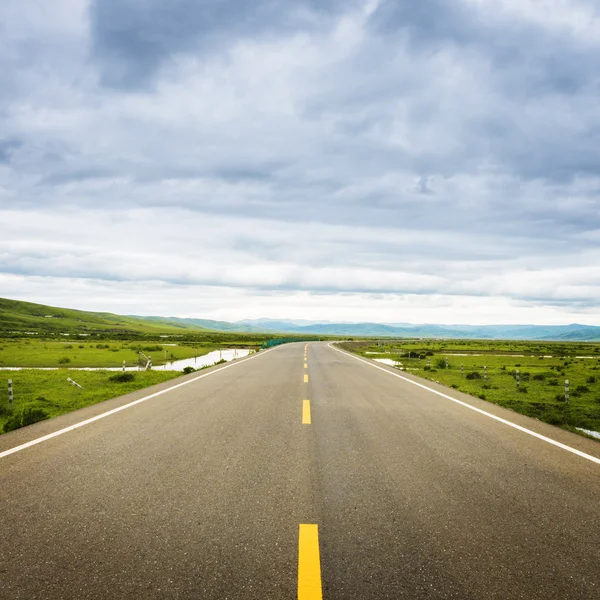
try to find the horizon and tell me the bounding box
[2,1,600,325]
[3,295,599,329]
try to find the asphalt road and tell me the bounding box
[1,342,599,599]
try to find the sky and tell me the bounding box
[1,0,600,325]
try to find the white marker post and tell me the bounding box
[565,379,569,403]
[445,357,448,369]
[516,369,520,390]
[67,378,83,389]
[484,365,487,380]
[461,364,464,377]
[8,379,13,404]
[122,361,126,373]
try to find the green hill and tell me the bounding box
[0,298,210,336]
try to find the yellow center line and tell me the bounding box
[304,374,309,383]
[298,524,323,600]
[302,400,311,424]
[304,363,308,369]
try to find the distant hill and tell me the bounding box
[0,298,210,335]
[2,298,600,340]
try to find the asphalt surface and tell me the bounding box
[1,342,599,599]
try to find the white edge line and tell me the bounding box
[330,343,600,466]
[0,348,276,459]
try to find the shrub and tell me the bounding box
[544,409,565,425]
[466,371,482,380]
[548,379,558,386]
[518,386,528,393]
[587,376,597,384]
[3,406,49,433]
[64,345,73,349]
[435,358,447,369]
[515,363,521,367]
[482,383,491,389]
[109,372,135,383]
[450,384,459,389]
[575,385,590,394]
[423,365,431,371]
[110,348,119,352]
[533,373,546,381]
[58,357,71,364]
[96,344,109,349]
[182,366,196,374]
[501,365,506,371]
[478,393,486,400]
[78,344,85,349]
[143,345,163,352]
[555,393,566,402]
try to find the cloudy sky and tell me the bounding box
[1,0,600,324]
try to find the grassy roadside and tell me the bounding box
[343,340,600,438]
[0,369,184,433]
[0,339,252,368]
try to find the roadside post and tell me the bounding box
[565,379,569,403]
[516,369,520,389]
[428,357,431,368]
[484,365,487,380]
[8,379,13,404]
[67,377,83,389]
[122,361,126,372]
[445,357,448,369]
[461,364,464,377]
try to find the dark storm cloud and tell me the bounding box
[0,138,21,164]
[89,0,357,88]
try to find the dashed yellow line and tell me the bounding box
[304,374,309,383]
[302,400,311,424]
[298,524,323,600]
[304,363,308,369]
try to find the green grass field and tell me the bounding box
[345,340,600,438]
[0,369,183,433]
[0,339,229,368]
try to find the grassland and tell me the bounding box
[344,339,600,438]
[0,339,249,368]
[0,370,184,433]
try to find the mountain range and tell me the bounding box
[2,298,600,340]
[138,316,600,341]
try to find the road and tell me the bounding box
[1,342,599,599]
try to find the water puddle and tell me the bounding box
[373,358,400,366]
[158,349,252,371]
[575,427,600,440]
